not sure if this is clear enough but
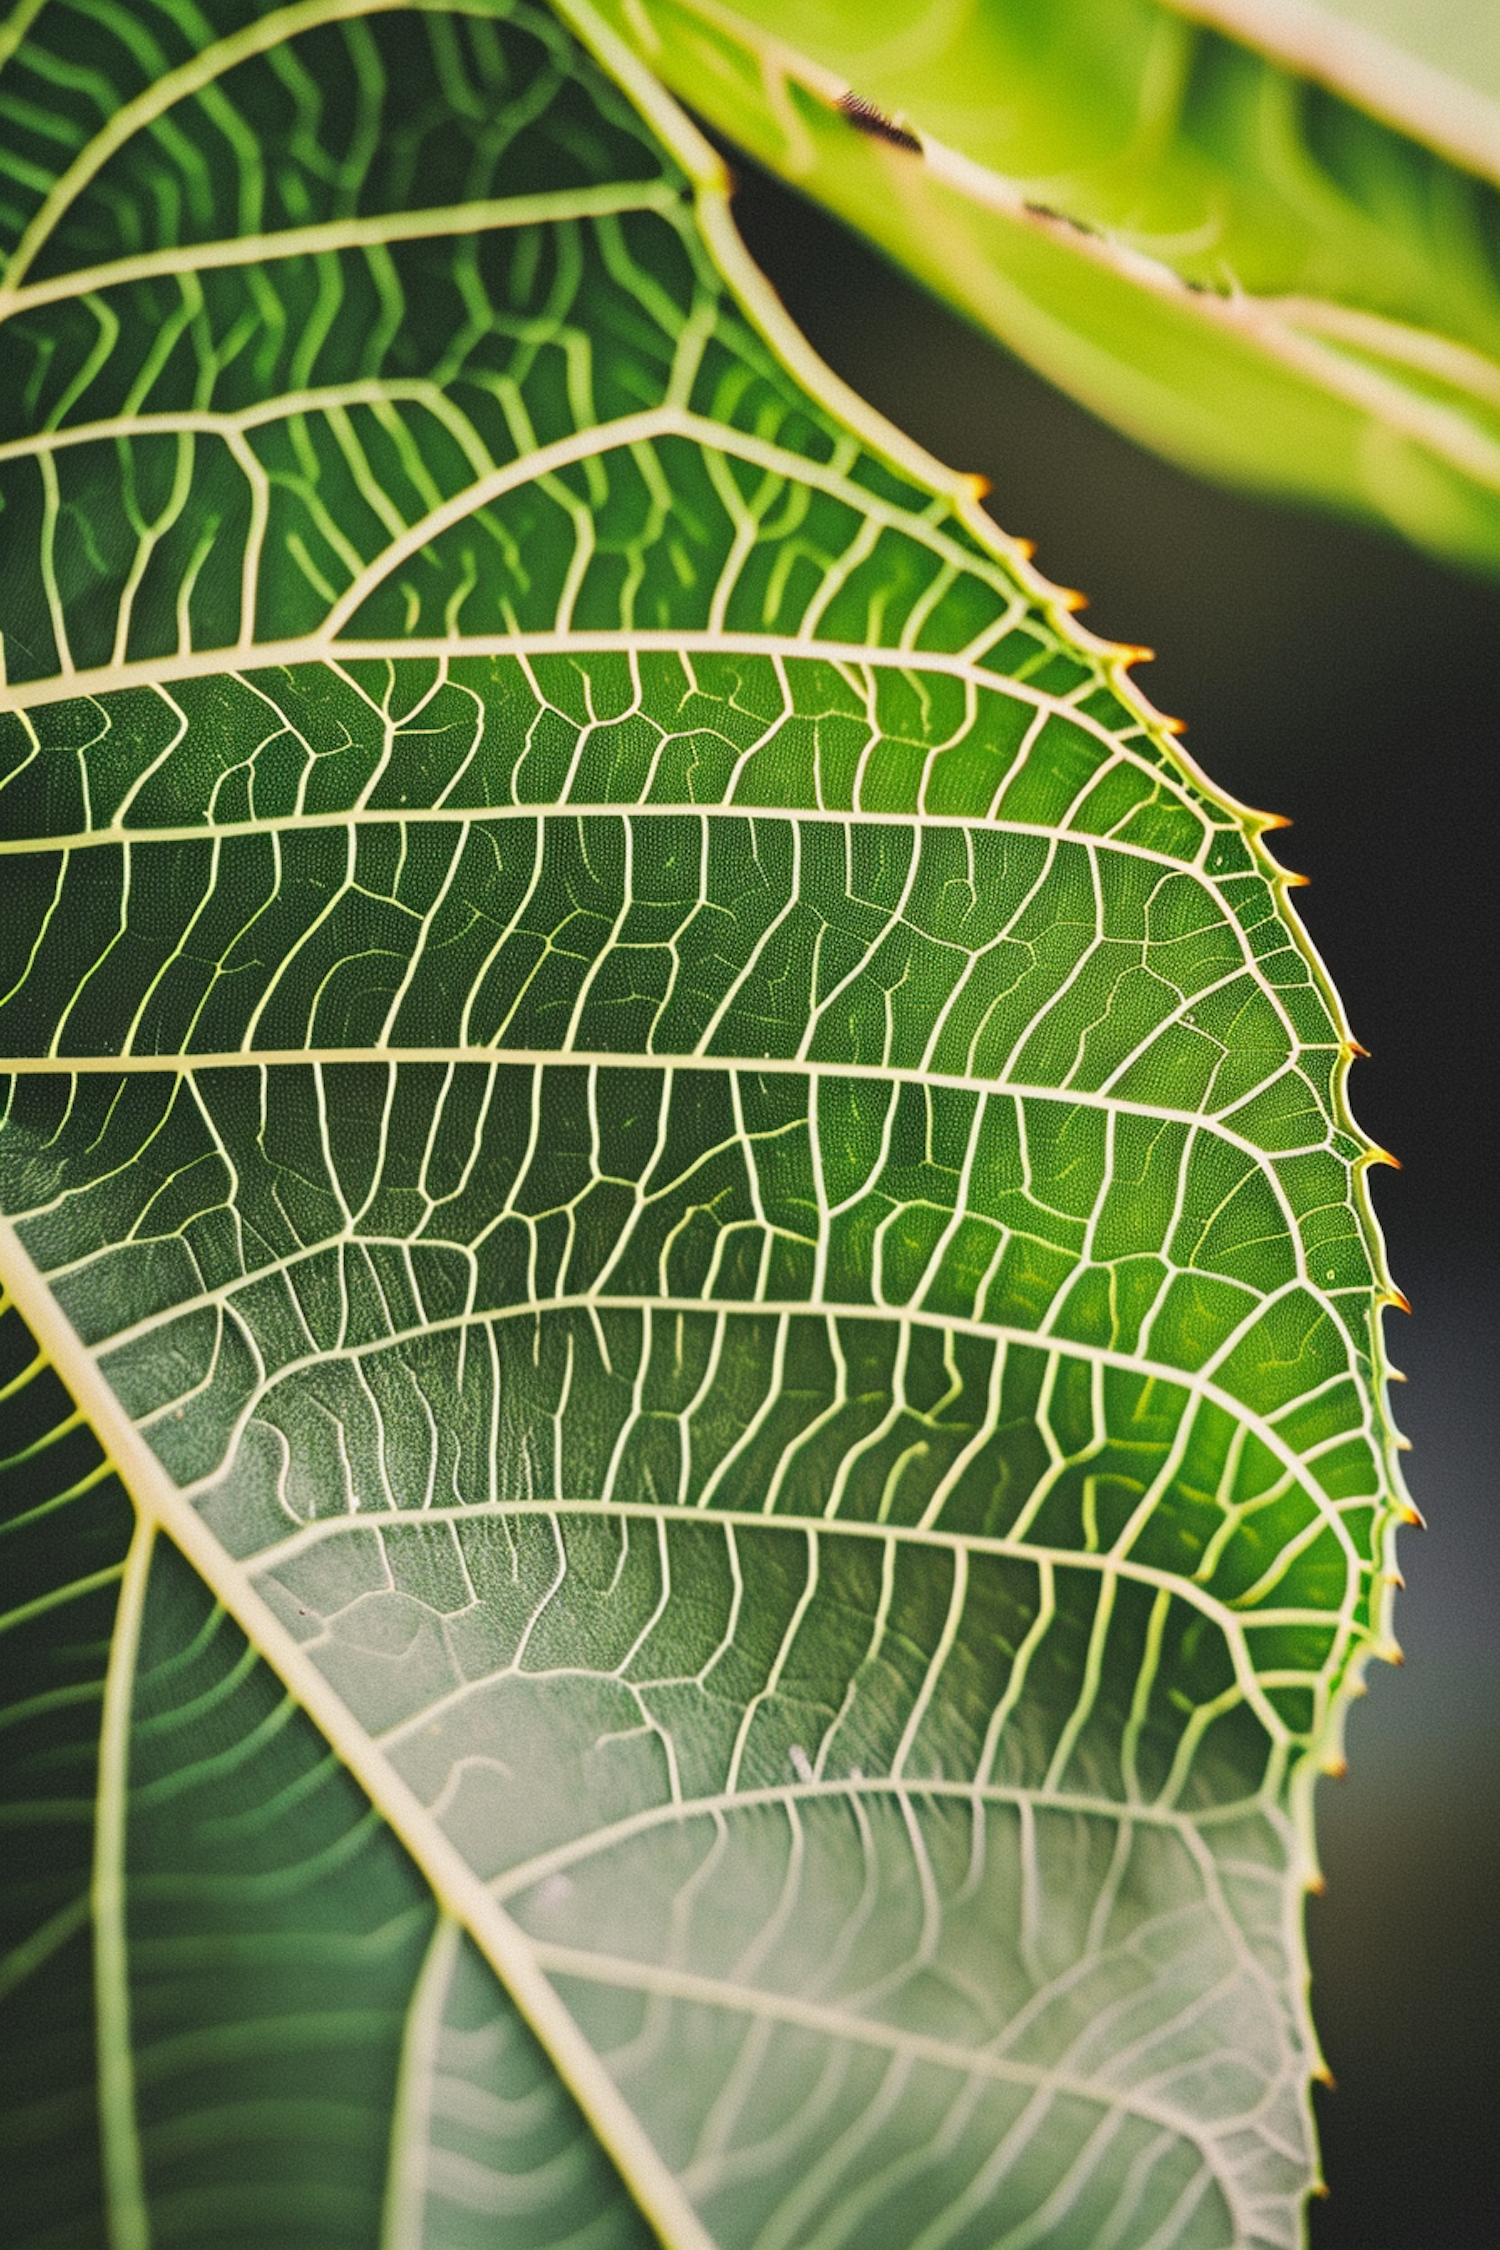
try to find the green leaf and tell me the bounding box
[0,1286,653,2250]
[585,0,1500,574]
[1165,0,1500,171]
[0,3,1407,2245]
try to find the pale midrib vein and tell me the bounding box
[0,1214,723,2250]
[0,182,680,322]
[93,1514,153,2250]
[662,0,1500,455]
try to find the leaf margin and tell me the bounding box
[0,1,1417,2239]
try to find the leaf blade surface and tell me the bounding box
[0,4,1407,2245]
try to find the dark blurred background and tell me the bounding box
[724,152,1500,2250]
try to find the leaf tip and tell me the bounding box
[1383,1285,1412,1315]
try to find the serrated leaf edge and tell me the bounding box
[0,4,1415,2235]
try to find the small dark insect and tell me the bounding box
[838,92,922,154]
[1022,200,1099,240]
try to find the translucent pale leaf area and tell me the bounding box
[0,3,1406,2247]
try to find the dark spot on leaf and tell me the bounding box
[1023,200,1100,239]
[839,93,921,153]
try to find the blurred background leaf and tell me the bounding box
[593,0,1500,573]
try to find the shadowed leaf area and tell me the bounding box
[0,4,1406,2246]
[0,1290,654,2250]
